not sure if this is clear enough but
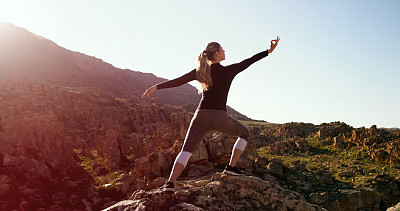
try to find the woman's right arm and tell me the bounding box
[141,69,197,98]
[229,36,280,76]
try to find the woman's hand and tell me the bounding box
[141,85,157,98]
[268,36,280,54]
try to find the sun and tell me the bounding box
[0,0,59,40]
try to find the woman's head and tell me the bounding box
[203,42,225,62]
[197,42,224,92]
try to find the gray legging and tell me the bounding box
[182,109,250,153]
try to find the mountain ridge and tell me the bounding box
[0,22,250,120]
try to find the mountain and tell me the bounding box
[0,22,200,106]
[0,22,253,120]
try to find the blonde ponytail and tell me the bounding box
[196,42,221,92]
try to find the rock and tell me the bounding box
[310,192,329,205]
[387,201,400,211]
[95,167,109,176]
[368,125,379,137]
[279,122,318,138]
[120,173,137,195]
[266,137,311,155]
[317,122,352,138]
[19,200,30,210]
[206,133,235,163]
[88,186,102,206]
[333,136,345,149]
[294,137,310,152]
[68,195,81,208]
[149,151,173,178]
[152,177,167,188]
[369,149,389,163]
[48,205,63,211]
[105,173,326,211]
[107,147,121,171]
[270,158,283,165]
[131,180,146,193]
[328,189,381,211]
[267,162,284,178]
[134,157,151,178]
[262,173,279,184]
[205,132,258,165]
[20,158,51,179]
[316,174,334,185]
[21,188,36,197]
[2,153,21,166]
[103,201,118,210]
[187,163,213,178]
[0,175,11,196]
[156,123,174,150]
[292,160,306,170]
[255,157,269,168]
[189,140,209,164]
[170,202,205,211]
[52,191,67,205]
[236,156,254,170]
[171,112,193,140]
[337,170,353,178]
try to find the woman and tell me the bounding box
[142,36,280,192]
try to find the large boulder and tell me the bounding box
[20,158,51,179]
[104,173,326,211]
[0,175,11,196]
[267,162,284,178]
[134,157,151,178]
[149,151,173,178]
[171,112,193,140]
[387,201,400,211]
[189,140,209,164]
[328,189,381,211]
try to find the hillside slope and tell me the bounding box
[0,22,200,106]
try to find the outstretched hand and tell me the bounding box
[141,85,157,98]
[268,36,280,54]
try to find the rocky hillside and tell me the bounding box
[251,122,400,211]
[0,81,321,210]
[2,80,398,210]
[0,81,179,210]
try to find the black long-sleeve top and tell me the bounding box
[156,50,268,111]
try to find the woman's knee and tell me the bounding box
[234,137,248,151]
[238,125,250,140]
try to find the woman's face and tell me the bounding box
[215,46,225,61]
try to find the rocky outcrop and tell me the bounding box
[263,136,310,155]
[104,173,326,211]
[0,82,176,209]
[328,189,381,211]
[317,122,352,138]
[388,202,400,211]
[369,139,400,164]
[279,122,319,138]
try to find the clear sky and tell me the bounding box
[1,0,399,128]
